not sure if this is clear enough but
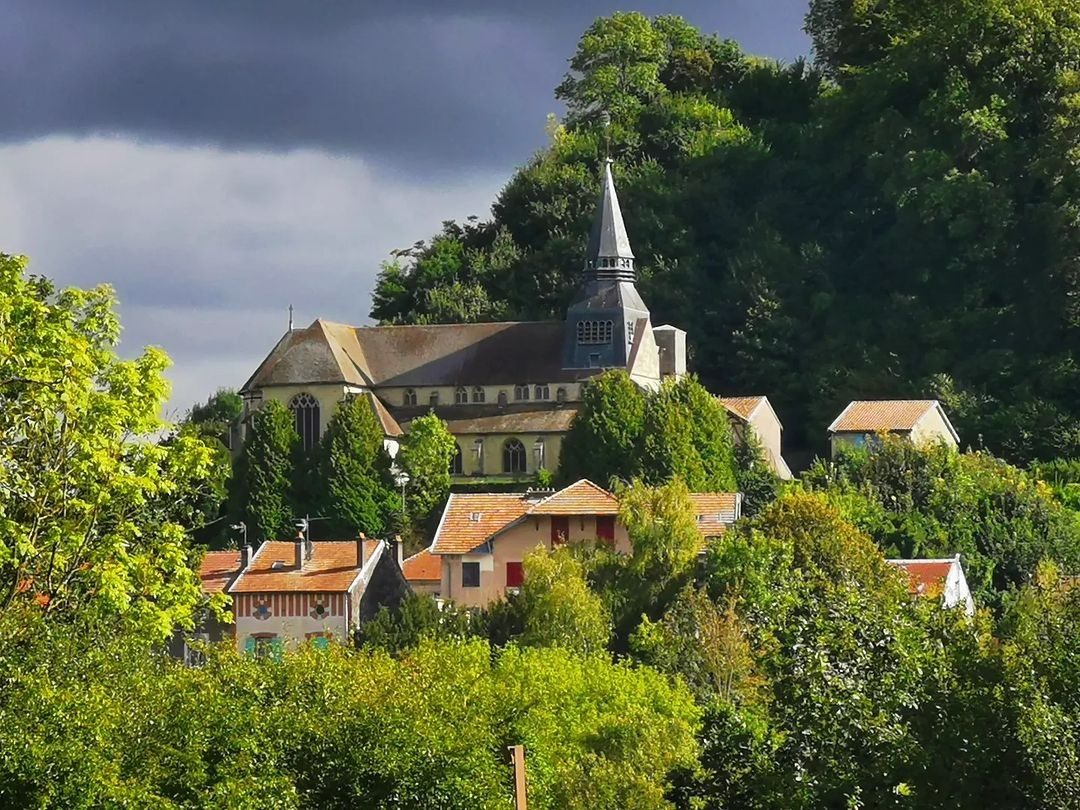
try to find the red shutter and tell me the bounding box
[551,516,569,546]
[596,516,615,545]
[506,561,524,588]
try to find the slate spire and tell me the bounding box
[585,159,635,281]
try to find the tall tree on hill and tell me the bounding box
[318,396,396,537]
[558,371,645,486]
[641,380,706,488]
[239,399,297,542]
[670,375,738,492]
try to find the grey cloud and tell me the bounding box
[1,1,810,174]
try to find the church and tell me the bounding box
[239,160,689,478]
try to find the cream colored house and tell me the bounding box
[239,161,688,481]
[428,480,742,608]
[718,395,793,480]
[828,399,959,456]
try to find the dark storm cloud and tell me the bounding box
[1,0,809,173]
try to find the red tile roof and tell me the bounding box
[718,395,766,421]
[429,494,533,555]
[689,493,742,537]
[199,550,242,594]
[402,548,441,582]
[229,540,379,593]
[887,559,954,597]
[829,400,938,433]
[530,479,620,515]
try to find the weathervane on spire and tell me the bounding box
[288,304,294,332]
[599,109,611,161]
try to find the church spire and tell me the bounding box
[585,159,635,281]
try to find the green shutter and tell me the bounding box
[312,636,330,651]
[243,636,256,655]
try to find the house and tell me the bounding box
[887,555,975,615]
[718,395,793,480]
[427,479,742,608]
[828,399,959,456]
[401,548,442,597]
[238,160,691,481]
[225,535,410,655]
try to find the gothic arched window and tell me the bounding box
[514,384,529,401]
[576,320,614,345]
[455,386,468,404]
[289,392,320,451]
[450,444,463,475]
[502,438,526,474]
[429,391,440,407]
[472,386,486,403]
[497,391,508,407]
[535,384,550,401]
[403,389,417,406]
[556,387,567,403]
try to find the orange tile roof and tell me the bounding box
[199,550,242,594]
[689,493,741,537]
[402,548,441,582]
[229,539,380,593]
[718,395,766,421]
[429,494,532,555]
[530,479,620,515]
[887,559,954,597]
[829,400,938,433]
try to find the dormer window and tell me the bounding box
[577,320,613,345]
[404,389,417,406]
[469,511,483,522]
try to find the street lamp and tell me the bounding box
[394,470,410,514]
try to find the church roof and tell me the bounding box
[586,159,635,279]
[243,319,590,392]
[397,405,578,435]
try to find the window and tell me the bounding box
[551,516,569,546]
[455,386,468,404]
[556,387,567,403]
[245,634,281,660]
[627,320,636,348]
[472,386,486,403]
[429,391,440,407]
[450,444,464,475]
[403,388,417,406]
[534,384,550,401]
[506,561,524,588]
[514,384,529,401]
[462,561,480,588]
[497,391,508,407]
[503,438,526,473]
[306,632,331,650]
[289,392,320,452]
[589,354,602,368]
[576,319,613,345]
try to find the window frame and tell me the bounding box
[289,392,321,452]
[455,386,469,404]
[472,386,486,404]
[502,438,527,474]
[461,561,481,588]
[404,388,417,406]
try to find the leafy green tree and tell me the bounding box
[184,388,243,448]
[519,546,611,655]
[732,429,780,516]
[239,399,297,542]
[0,254,220,639]
[318,395,396,536]
[398,412,457,540]
[641,380,707,488]
[558,370,645,486]
[670,375,738,491]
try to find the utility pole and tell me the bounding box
[507,745,527,809]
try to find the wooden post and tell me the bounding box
[507,744,527,809]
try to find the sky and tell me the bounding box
[0,0,810,419]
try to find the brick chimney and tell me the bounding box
[394,534,404,565]
[295,529,305,570]
[240,544,253,571]
[356,532,367,568]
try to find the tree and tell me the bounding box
[670,375,738,492]
[318,395,395,537]
[558,370,645,486]
[239,399,297,543]
[184,388,243,448]
[619,477,702,579]
[640,380,707,488]
[0,254,221,639]
[519,546,611,655]
[397,412,457,542]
